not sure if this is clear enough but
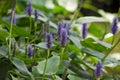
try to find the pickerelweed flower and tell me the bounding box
[82,23,88,39]
[27,44,34,58]
[111,17,118,34]
[56,22,63,36]
[94,61,102,78]
[56,22,69,37]
[34,9,39,21]
[60,29,68,47]
[26,2,32,16]
[8,9,16,24]
[45,33,53,49]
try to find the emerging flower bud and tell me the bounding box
[94,61,102,78]
[34,9,39,21]
[82,23,88,39]
[27,44,34,58]
[26,2,32,16]
[111,17,118,34]
[60,29,68,47]
[8,9,16,24]
[45,33,53,49]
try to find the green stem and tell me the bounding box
[102,38,120,62]
[111,34,115,45]
[70,0,83,27]
[100,25,107,41]
[9,10,15,56]
[29,16,32,34]
[8,71,29,80]
[52,74,56,80]
[97,78,100,80]
[33,47,37,65]
[42,49,50,80]
[61,60,71,80]
[34,22,37,36]
[60,48,65,65]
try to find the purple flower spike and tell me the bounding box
[27,44,34,58]
[45,33,53,49]
[56,22,69,37]
[60,29,68,47]
[26,2,32,16]
[56,22,63,36]
[63,22,69,30]
[34,9,39,21]
[111,17,118,34]
[94,61,102,78]
[8,9,16,24]
[82,23,88,39]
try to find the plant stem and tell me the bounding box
[42,49,50,80]
[33,47,37,65]
[9,10,15,56]
[34,22,37,36]
[102,38,120,62]
[100,25,107,41]
[61,60,71,80]
[97,78,100,80]
[60,48,65,65]
[8,71,29,80]
[29,16,32,34]
[111,34,115,45]
[70,0,83,28]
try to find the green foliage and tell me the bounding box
[32,55,60,75]
[0,0,119,80]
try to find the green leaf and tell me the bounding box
[55,75,62,80]
[32,55,60,75]
[76,16,109,24]
[69,35,82,49]
[0,19,30,37]
[81,38,111,52]
[0,29,9,41]
[69,62,92,79]
[89,23,104,38]
[17,14,57,29]
[11,58,34,80]
[35,42,47,49]
[67,75,81,80]
[10,74,18,80]
[0,46,8,57]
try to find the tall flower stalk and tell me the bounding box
[42,33,53,80]
[26,2,32,34]
[34,9,39,35]
[59,29,68,65]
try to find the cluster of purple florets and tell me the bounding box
[94,61,102,78]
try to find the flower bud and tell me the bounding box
[34,9,39,21]
[94,61,102,78]
[82,23,88,39]
[45,33,53,49]
[111,17,118,34]
[26,2,32,16]
[27,44,34,58]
